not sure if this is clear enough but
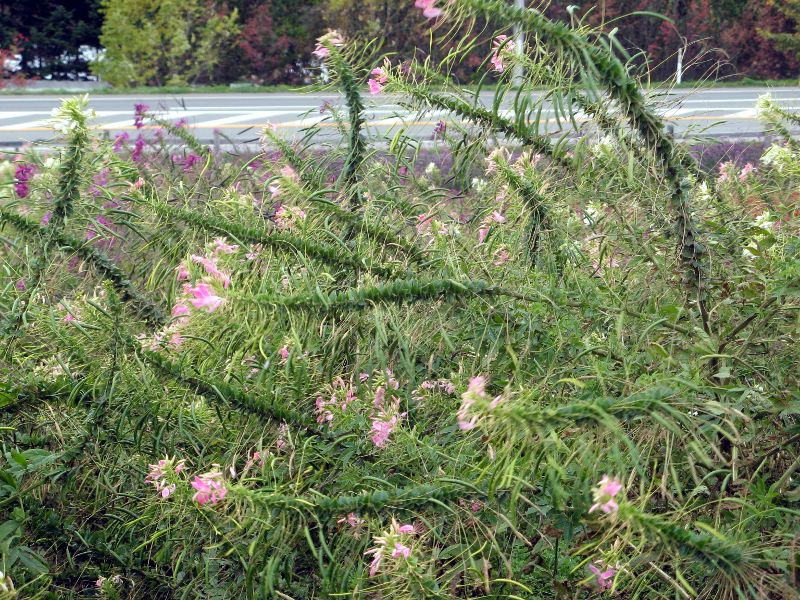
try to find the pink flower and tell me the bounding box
[281,165,298,181]
[717,161,733,182]
[168,334,184,349]
[589,475,623,514]
[41,211,52,226]
[371,416,398,448]
[365,547,383,577]
[371,67,387,83]
[368,79,383,96]
[161,484,176,498]
[64,313,75,322]
[176,265,190,280]
[172,302,189,317]
[213,237,238,255]
[397,524,415,533]
[490,35,516,72]
[190,254,230,288]
[191,472,228,505]
[739,162,755,181]
[360,372,369,383]
[415,0,442,18]
[391,543,411,559]
[467,376,485,396]
[185,283,224,312]
[490,210,506,223]
[589,563,617,589]
[493,250,510,265]
[457,376,487,430]
[313,30,344,57]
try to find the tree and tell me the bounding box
[759,0,800,63]
[92,0,240,87]
[232,0,326,85]
[0,0,103,80]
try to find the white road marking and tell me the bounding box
[0,112,39,121]
[196,111,291,127]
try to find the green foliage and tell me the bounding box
[2,5,800,599]
[92,0,240,87]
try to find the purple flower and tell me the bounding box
[15,279,26,291]
[41,211,52,226]
[131,136,145,162]
[432,120,446,140]
[113,132,129,152]
[14,162,36,198]
[133,104,149,128]
[89,167,111,196]
[174,118,188,129]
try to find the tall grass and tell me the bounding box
[1,2,800,599]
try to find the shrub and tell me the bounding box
[1,3,800,599]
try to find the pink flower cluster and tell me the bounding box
[421,379,456,395]
[415,213,448,237]
[478,210,506,244]
[337,512,366,539]
[513,150,542,175]
[138,330,184,351]
[189,255,230,288]
[370,385,406,448]
[493,249,510,265]
[245,446,267,469]
[370,415,399,448]
[484,147,508,174]
[183,282,225,312]
[191,469,228,505]
[275,205,306,231]
[490,35,517,72]
[589,562,618,589]
[368,67,387,96]
[364,521,416,577]
[315,378,359,425]
[58,303,79,323]
[414,0,442,19]
[145,455,186,499]
[739,162,756,181]
[589,475,623,514]
[312,30,344,58]
[457,376,501,430]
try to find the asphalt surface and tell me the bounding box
[0,87,797,148]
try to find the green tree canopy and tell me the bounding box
[92,0,240,87]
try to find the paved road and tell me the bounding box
[0,87,797,147]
